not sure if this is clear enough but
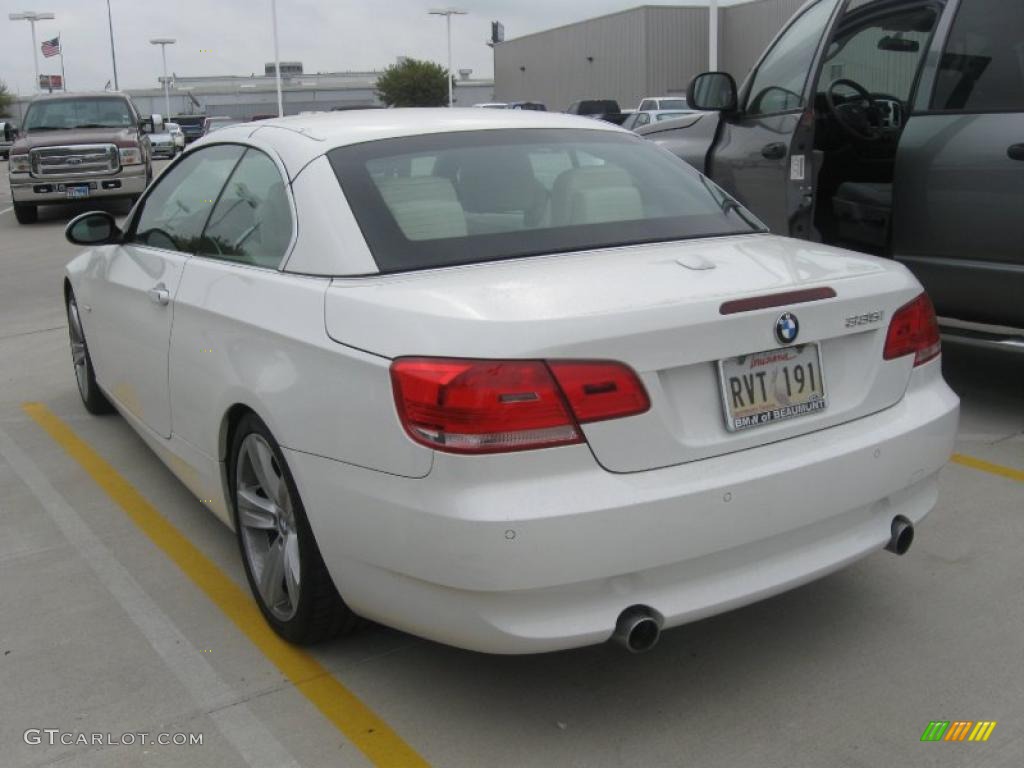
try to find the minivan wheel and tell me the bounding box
[66,292,114,414]
[14,202,37,225]
[230,413,357,644]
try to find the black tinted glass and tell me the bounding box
[328,129,764,274]
[931,0,1024,112]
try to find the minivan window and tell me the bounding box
[930,0,1024,112]
[816,5,937,102]
[745,0,840,116]
[328,129,764,273]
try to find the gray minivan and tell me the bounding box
[639,0,1023,342]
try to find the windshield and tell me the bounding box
[329,128,764,273]
[24,97,134,131]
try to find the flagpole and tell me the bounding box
[59,34,66,91]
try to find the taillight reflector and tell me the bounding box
[883,293,941,366]
[548,361,650,423]
[390,358,649,454]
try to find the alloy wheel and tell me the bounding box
[67,298,89,399]
[236,433,301,621]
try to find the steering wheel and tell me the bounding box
[826,79,882,142]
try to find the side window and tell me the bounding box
[930,0,1024,112]
[198,149,294,268]
[131,145,244,252]
[639,99,656,111]
[816,7,936,102]
[745,0,840,116]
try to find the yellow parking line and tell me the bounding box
[23,402,430,768]
[951,453,1024,484]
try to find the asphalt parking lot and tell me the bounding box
[1,157,1022,768]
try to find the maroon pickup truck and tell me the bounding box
[7,91,154,225]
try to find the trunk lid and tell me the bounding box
[325,234,923,472]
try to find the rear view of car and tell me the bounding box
[61,111,959,654]
[171,115,205,143]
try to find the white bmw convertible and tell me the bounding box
[63,109,959,653]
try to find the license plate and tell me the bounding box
[718,344,827,432]
[66,185,90,200]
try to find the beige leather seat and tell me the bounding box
[375,176,468,240]
[551,166,643,226]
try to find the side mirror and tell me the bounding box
[687,72,739,112]
[65,211,121,246]
[140,117,154,134]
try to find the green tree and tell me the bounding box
[0,80,14,118]
[376,58,448,107]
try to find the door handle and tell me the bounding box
[1008,143,1024,161]
[147,284,170,306]
[761,142,787,160]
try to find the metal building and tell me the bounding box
[493,0,806,111]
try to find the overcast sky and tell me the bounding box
[1,0,741,95]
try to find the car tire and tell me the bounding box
[230,413,358,645]
[66,291,115,415]
[13,202,37,225]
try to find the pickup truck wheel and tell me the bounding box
[230,413,358,645]
[13,203,37,225]
[66,292,115,415]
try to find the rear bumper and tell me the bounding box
[10,165,147,203]
[286,361,959,653]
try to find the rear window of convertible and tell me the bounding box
[327,128,763,273]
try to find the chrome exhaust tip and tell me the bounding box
[884,515,914,556]
[611,605,662,653]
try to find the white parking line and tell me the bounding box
[0,424,301,768]
[0,206,12,216]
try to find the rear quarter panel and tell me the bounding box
[167,259,432,480]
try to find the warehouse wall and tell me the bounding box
[719,0,808,83]
[494,1,812,111]
[494,8,648,111]
[644,6,710,101]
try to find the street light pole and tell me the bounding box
[271,0,283,117]
[150,38,176,118]
[709,0,719,71]
[428,8,467,107]
[106,0,119,90]
[8,11,56,92]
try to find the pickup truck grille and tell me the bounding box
[29,144,119,177]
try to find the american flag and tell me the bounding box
[41,37,61,58]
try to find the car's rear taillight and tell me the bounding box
[390,358,649,454]
[883,293,941,366]
[547,361,650,423]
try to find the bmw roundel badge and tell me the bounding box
[775,312,799,344]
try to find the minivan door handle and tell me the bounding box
[1008,143,1024,161]
[147,284,170,306]
[761,142,787,160]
